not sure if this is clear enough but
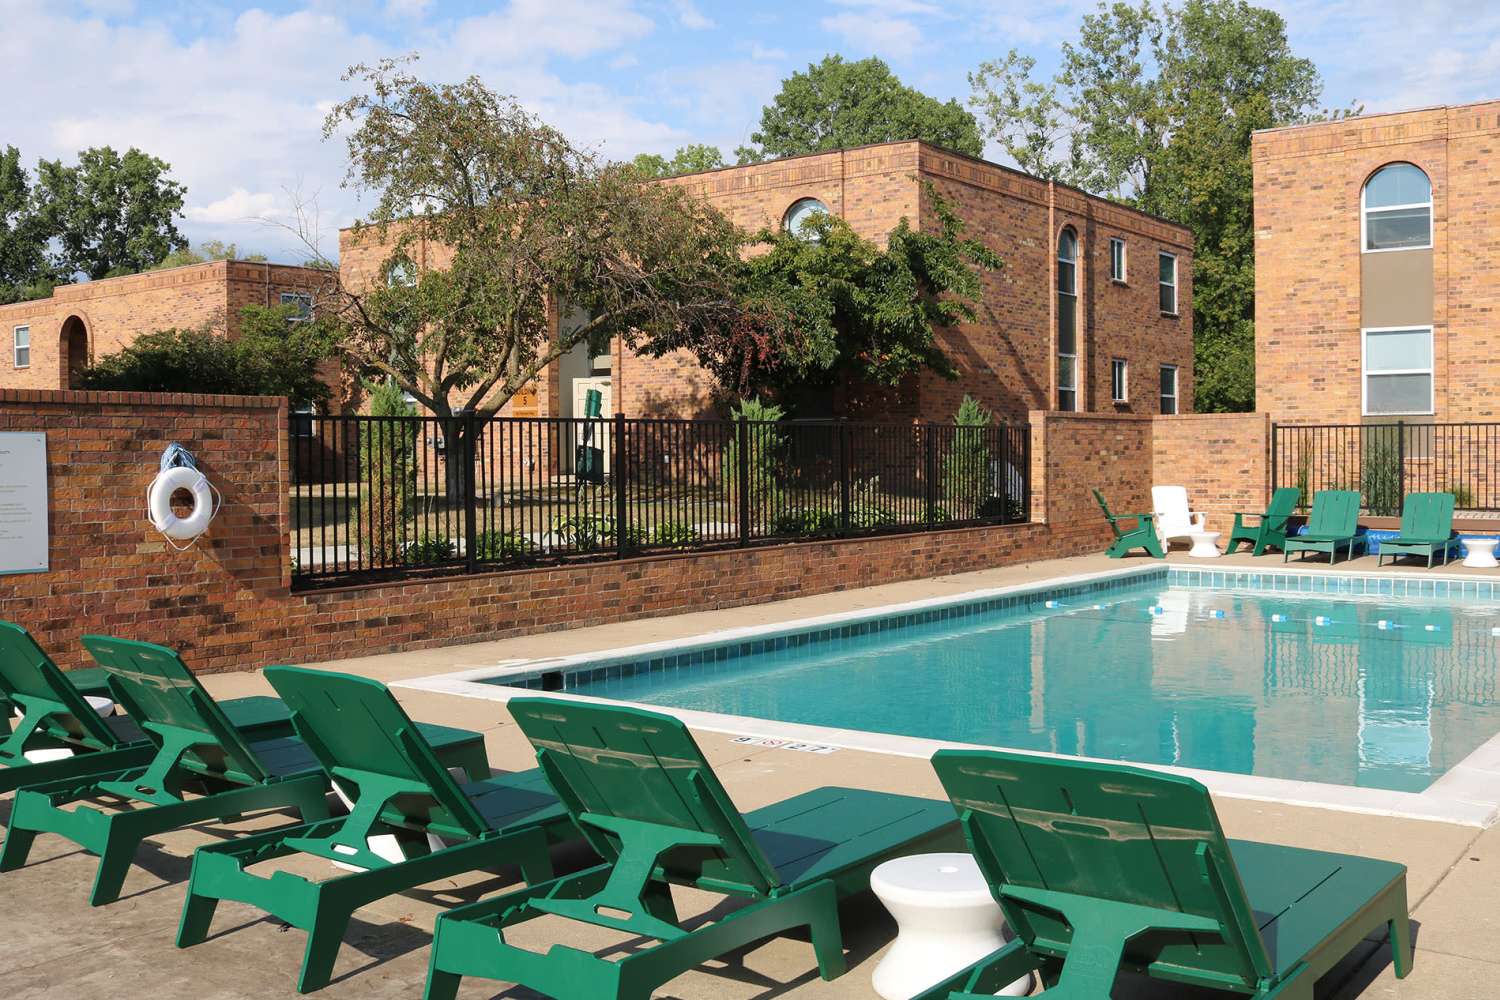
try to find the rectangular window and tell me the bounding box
[1057,248,1078,411]
[1363,326,1434,415]
[1111,359,1128,403]
[1158,253,1178,315]
[1160,365,1179,415]
[279,292,313,321]
[12,326,28,368]
[1110,238,1127,282]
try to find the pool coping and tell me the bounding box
[396,561,1500,829]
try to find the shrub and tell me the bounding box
[1360,441,1402,516]
[651,521,701,547]
[941,394,993,512]
[772,509,840,536]
[474,529,534,562]
[553,513,615,552]
[1452,484,1477,509]
[359,382,417,564]
[850,476,897,529]
[406,532,456,564]
[723,397,787,531]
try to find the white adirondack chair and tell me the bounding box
[1152,485,1207,551]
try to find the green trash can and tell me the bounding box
[575,388,605,484]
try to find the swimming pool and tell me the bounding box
[403,566,1500,822]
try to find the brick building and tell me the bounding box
[338,140,1196,426]
[0,260,324,392]
[1253,99,1500,424]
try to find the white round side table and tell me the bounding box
[870,853,1031,999]
[1463,537,1499,569]
[1188,531,1222,558]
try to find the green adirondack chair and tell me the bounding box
[1377,492,1460,568]
[177,667,575,995]
[423,697,961,1000]
[0,621,291,796]
[0,636,489,907]
[1282,490,1367,564]
[915,749,1412,1000]
[1093,489,1164,559]
[1224,486,1301,556]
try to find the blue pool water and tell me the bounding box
[497,574,1500,793]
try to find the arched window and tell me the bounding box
[1056,228,1078,411]
[1363,163,1431,251]
[783,198,829,240]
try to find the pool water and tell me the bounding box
[540,582,1500,793]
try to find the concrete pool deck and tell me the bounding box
[7,551,1500,998]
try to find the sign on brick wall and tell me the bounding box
[0,432,47,574]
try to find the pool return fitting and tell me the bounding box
[146,443,221,549]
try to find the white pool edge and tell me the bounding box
[395,562,1500,829]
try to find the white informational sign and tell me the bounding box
[0,432,48,575]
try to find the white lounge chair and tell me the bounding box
[1152,485,1206,551]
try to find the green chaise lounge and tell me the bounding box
[423,697,961,1000]
[1225,486,1301,556]
[177,666,576,995]
[0,622,291,796]
[915,749,1412,1000]
[1282,489,1367,564]
[0,624,111,740]
[0,636,488,906]
[1377,492,1461,568]
[1093,489,1164,559]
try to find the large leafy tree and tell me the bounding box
[0,146,52,304]
[32,146,188,280]
[318,59,756,488]
[661,189,1004,400]
[738,55,984,163]
[628,144,727,178]
[78,304,337,406]
[970,0,1347,412]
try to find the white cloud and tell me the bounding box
[828,0,940,13]
[667,0,713,30]
[385,0,433,17]
[184,189,287,225]
[819,11,925,57]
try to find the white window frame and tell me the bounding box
[1159,364,1179,415]
[1111,358,1129,403]
[1362,164,1433,254]
[1056,229,1079,412]
[1361,325,1435,416]
[1158,252,1178,316]
[1109,238,1127,283]
[279,292,313,322]
[12,325,29,369]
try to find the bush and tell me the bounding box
[1452,484,1477,509]
[553,513,615,552]
[723,397,787,530]
[941,395,993,512]
[406,532,456,564]
[359,382,417,564]
[474,529,534,562]
[1361,441,1402,516]
[79,304,336,406]
[651,521,701,547]
[850,476,897,529]
[772,509,840,536]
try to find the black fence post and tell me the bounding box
[1396,420,1407,515]
[1270,421,1279,502]
[837,419,851,537]
[736,416,751,547]
[924,423,938,527]
[613,412,628,560]
[462,410,478,574]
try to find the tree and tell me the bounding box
[151,240,269,270]
[78,303,337,405]
[970,0,1349,412]
[683,187,1002,398]
[318,59,755,495]
[0,146,52,304]
[32,146,187,280]
[628,144,727,178]
[737,55,984,163]
[359,381,417,564]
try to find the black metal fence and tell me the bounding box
[291,413,1031,587]
[1272,421,1500,515]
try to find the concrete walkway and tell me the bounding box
[6,551,1500,998]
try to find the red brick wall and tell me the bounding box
[1151,413,1270,527]
[4,392,1266,675]
[0,261,324,392]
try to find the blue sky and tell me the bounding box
[5,0,1496,262]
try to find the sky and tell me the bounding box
[5,0,1498,263]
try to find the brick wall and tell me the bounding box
[1151,413,1270,527]
[0,261,324,393]
[3,390,1262,674]
[1253,100,1500,423]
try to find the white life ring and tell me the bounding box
[148,465,216,540]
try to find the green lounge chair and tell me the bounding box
[915,749,1412,1000]
[1377,492,1461,568]
[1282,490,1367,564]
[0,622,291,796]
[424,697,961,1000]
[1225,486,1300,556]
[0,636,488,907]
[1093,489,1164,559]
[177,667,575,995]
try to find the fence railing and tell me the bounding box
[1272,421,1500,515]
[291,413,1031,587]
